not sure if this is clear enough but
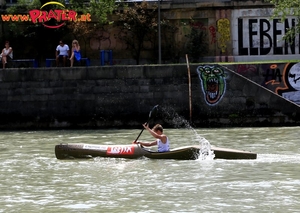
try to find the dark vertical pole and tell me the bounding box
[158,0,161,64]
[186,54,192,122]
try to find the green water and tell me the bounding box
[0,127,299,212]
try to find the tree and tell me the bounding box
[116,1,158,65]
[186,27,208,63]
[4,0,51,59]
[67,22,94,57]
[267,0,300,41]
[68,0,116,24]
[67,0,117,57]
[159,20,179,63]
[3,0,117,60]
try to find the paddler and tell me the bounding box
[133,123,170,152]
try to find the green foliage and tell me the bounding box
[267,0,300,41]
[186,27,208,62]
[89,0,117,24]
[229,113,239,118]
[159,20,179,62]
[69,0,89,13]
[116,1,158,64]
[67,0,117,24]
[7,0,40,13]
[1,0,117,60]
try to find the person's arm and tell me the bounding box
[70,48,74,59]
[139,141,157,147]
[67,45,70,57]
[67,47,70,57]
[56,46,59,58]
[143,123,167,142]
[133,140,157,147]
[7,47,12,55]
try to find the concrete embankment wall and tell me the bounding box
[0,64,299,129]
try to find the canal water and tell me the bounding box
[0,126,300,212]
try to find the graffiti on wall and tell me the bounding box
[237,18,300,55]
[276,63,300,104]
[209,26,217,44]
[262,64,283,85]
[217,18,230,53]
[196,65,227,106]
[236,62,300,105]
[232,9,300,56]
[236,64,258,75]
[189,20,207,31]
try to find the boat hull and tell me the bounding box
[143,146,200,160]
[55,143,147,159]
[212,146,257,160]
[144,145,256,160]
[55,143,257,160]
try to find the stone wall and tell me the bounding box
[224,62,300,105]
[0,65,299,129]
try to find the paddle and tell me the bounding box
[134,105,159,143]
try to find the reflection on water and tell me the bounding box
[0,127,300,212]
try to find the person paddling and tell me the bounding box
[133,123,170,152]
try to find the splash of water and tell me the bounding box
[199,140,215,161]
[159,105,193,129]
[159,105,215,160]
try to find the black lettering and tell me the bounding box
[238,18,248,55]
[299,33,300,53]
[275,68,282,82]
[263,68,282,83]
[249,19,258,55]
[263,69,274,82]
[273,19,283,54]
[260,19,272,55]
[238,17,299,56]
[284,19,295,54]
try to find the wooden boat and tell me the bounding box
[55,143,147,159]
[144,145,256,160]
[55,143,257,160]
[143,146,201,160]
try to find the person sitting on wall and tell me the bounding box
[1,41,13,69]
[69,39,81,67]
[56,40,70,67]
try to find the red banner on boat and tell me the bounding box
[107,146,134,155]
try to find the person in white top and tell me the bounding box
[1,41,13,69]
[133,123,170,152]
[56,40,70,67]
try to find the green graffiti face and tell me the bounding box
[197,65,226,105]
